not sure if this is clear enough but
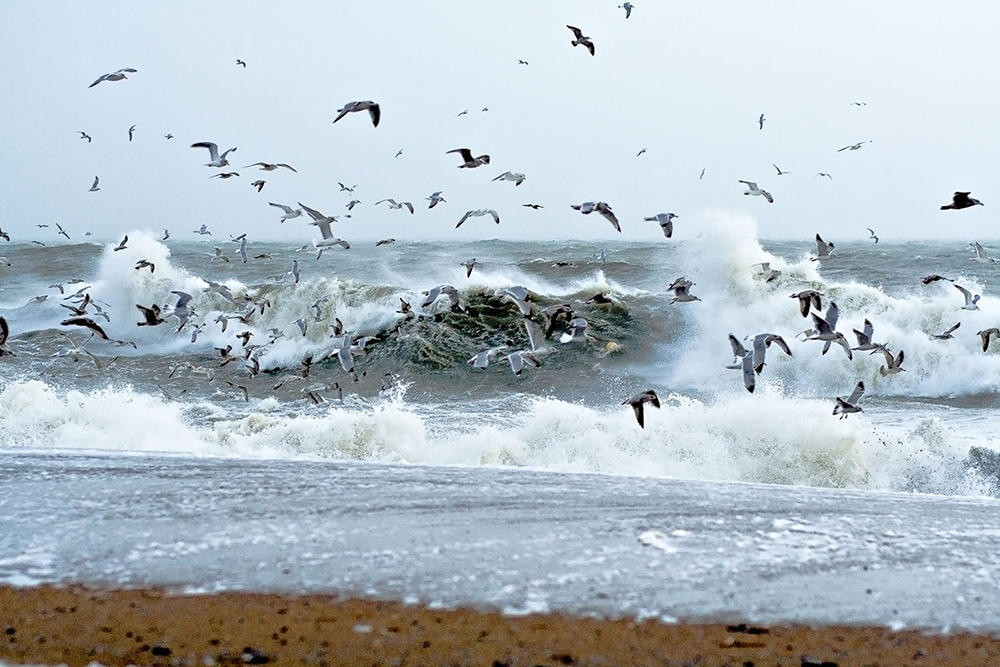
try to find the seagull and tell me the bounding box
[164,134,174,140]
[375,238,396,247]
[636,148,646,157]
[426,191,446,208]
[970,242,997,265]
[244,162,297,172]
[833,381,865,419]
[566,25,595,56]
[456,209,500,228]
[570,201,620,232]
[644,213,678,238]
[269,202,303,223]
[113,235,128,251]
[850,319,881,351]
[89,176,100,192]
[375,198,414,214]
[346,199,361,211]
[699,168,706,180]
[0,228,9,242]
[725,334,750,369]
[805,307,853,360]
[338,182,357,193]
[977,328,1000,352]
[299,202,346,248]
[236,59,246,67]
[468,342,512,369]
[496,286,532,316]
[457,109,468,117]
[135,304,165,326]
[504,350,540,376]
[210,172,239,179]
[751,333,792,374]
[134,259,154,273]
[251,179,265,192]
[193,224,212,236]
[669,281,700,304]
[867,228,879,243]
[208,246,230,263]
[60,316,110,340]
[191,142,237,168]
[523,203,544,210]
[773,163,790,175]
[237,237,248,263]
[291,259,301,283]
[460,258,478,278]
[932,322,961,340]
[751,262,781,283]
[542,304,575,339]
[921,274,952,285]
[559,317,591,344]
[421,285,463,311]
[128,124,136,142]
[623,390,659,428]
[493,171,526,186]
[941,192,984,210]
[872,345,905,376]
[758,113,765,130]
[815,172,833,179]
[89,67,137,88]
[79,131,92,143]
[332,100,381,127]
[0,317,14,357]
[837,141,870,152]
[619,2,634,18]
[447,148,490,168]
[851,101,867,106]
[811,234,835,261]
[167,291,194,331]
[55,223,70,240]
[517,59,529,65]
[955,284,981,310]
[738,180,773,203]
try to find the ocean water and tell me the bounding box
[1,217,999,496]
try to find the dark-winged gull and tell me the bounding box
[752,333,792,374]
[447,148,490,168]
[644,212,677,238]
[89,67,137,88]
[623,390,659,428]
[571,201,620,232]
[850,319,881,351]
[941,192,984,210]
[566,25,595,55]
[871,345,905,376]
[977,328,1000,352]
[332,100,381,127]
[811,234,836,261]
[833,381,864,419]
[932,322,961,340]
[191,142,237,168]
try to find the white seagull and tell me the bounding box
[571,201,620,232]
[89,67,137,88]
[738,180,773,203]
[492,171,526,186]
[269,202,303,223]
[811,233,836,261]
[191,142,237,168]
[88,176,100,192]
[566,25,595,56]
[375,198,415,214]
[426,191,446,208]
[644,213,677,238]
[970,242,997,265]
[955,284,981,311]
[456,209,500,228]
[833,381,865,419]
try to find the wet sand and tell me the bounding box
[1,585,999,666]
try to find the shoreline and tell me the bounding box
[2,585,999,666]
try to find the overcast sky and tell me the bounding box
[1,1,998,243]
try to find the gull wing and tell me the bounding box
[728,334,748,359]
[741,351,755,393]
[524,318,547,352]
[765,334,792,356]
[456,210,473,228]
[845,381,865,405]
[368,103,381,127]
[191,142,221,161]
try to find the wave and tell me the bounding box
[0,379,993,497]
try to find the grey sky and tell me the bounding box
[1,2,998,243]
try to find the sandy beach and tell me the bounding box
[1,585,998,667]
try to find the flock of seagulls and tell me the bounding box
[1,8,995,429]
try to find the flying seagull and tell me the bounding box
[837,141,870,152]
[872,345,905,376]
[811,233,835,261]
[55,223,70,240]
[493,171,526,186]
[739,180,773,203]
[850,319,881,351]
[113,235,128,251]
[209,172,239,179]
[332,100,381,127]
[128,124,136,142]
[977,328,1000,352]
[523,203,544,210]
[867,227,879,243]
[955,284,981,311]
[89,67,137,88]
[375,198,415,214]
[833,381,865,419]
[456,209,500,228]
[251,179,265,192]
[244,162,297,172]
[447,148,490,168]
[191,141,237,167]
[932,322,961,340]
[758,113,765,130]
[269,202,303,223]
[941,192,984,210]
[644,213,678,238]
[619,2,634,18]
[460,258,478,278]
[426,191,446,208]
[89,176,100,192]
[623,390,659,429]
[773,163,790,175]
[921,274,952,285]
[970,242,996,265]
[815,172,833,179]
[566,25,595,56]
[571,201,620,232]
[78,131,92,143]
[236,59,246,67]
